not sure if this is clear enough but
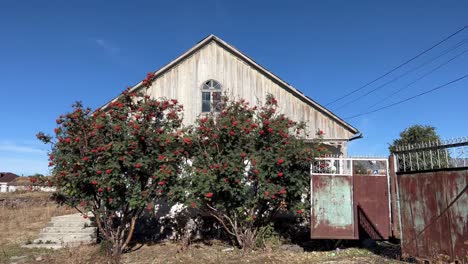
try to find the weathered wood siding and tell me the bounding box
[146,41,354,140]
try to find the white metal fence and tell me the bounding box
[394,137,468,172]
[312,157,388,176]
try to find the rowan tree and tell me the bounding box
[36,85,189,258]
[174,95,324,249]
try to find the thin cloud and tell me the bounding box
[0,142,47,154]
[95,39,121,55]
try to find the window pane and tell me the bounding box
[202,92,211,112]
[212,92,222,112]
[203,80,211,90]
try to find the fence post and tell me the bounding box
[388,155,401,239]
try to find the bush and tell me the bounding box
[173,94,324,249]
[36,88,188,258]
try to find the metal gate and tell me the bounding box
[393,138,468,261]
[311,157,391,240]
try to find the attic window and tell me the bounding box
[201,80,222,112]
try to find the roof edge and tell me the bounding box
[210,35,358,134]
[100,34,217,110]
[100,34,359,135]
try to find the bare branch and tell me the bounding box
[206,204,236,237]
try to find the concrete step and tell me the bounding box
[24,212,96,249]
[37,232,95,240]
[22,243,64,250]
[47,221,93,227]
[50,220,92,224]
[52,212,93,218]
[33,236,95,244]
[23,240,94,250]
[50,217,92,223]
[51,214,93,221]
[42,226,96,234]
[33,237,95,245]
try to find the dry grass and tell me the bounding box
[0,191,404,264]
[0,244,105,264]
[0,190,50,199]
[120,242,402,264]
[0,191,74,247]
[1,243,403,264]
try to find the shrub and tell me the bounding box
[36,88,188,257]
[173,95,324,249]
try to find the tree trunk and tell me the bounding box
[121,216,137,251]
[208,209,260,250]
[110,242,122,263]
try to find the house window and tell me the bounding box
[201,79,222,112]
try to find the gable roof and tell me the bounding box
[102,34,359,135]
[0,172,19,183]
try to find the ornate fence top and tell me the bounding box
[394,136,468,172]
[394,137,468,152]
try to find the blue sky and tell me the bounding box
[0,1,467,175]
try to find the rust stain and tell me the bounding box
[397,169,468,261]
[354,174,390,239]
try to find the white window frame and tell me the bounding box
[201,79,222,113]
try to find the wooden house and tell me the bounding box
[102,35,360,155]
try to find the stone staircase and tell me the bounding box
[23,213,96,249]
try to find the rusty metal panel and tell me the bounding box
[398,170,468,261]
[352,159,391,240]
[311,174,356,239]
[353,175,391,239]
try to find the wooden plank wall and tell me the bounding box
[147,41,354,141]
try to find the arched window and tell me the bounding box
[201,79,222,112]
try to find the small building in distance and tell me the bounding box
[0,172,19,192]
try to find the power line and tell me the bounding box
[325,25,468,106]
[366,46,468,110]
[333,37,468,111]
[344,74,468,120]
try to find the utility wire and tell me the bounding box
[344,74,468,120]
[325,25,468,106]
[366,46,468,110]
[333,37,468,111]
